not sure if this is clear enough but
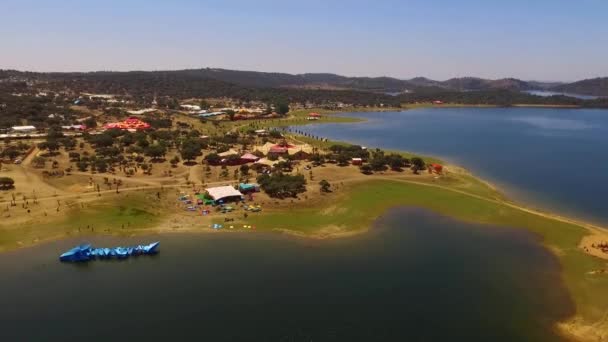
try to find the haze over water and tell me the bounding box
[0,209,572,341]
[294,107,608,225]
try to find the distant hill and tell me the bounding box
[156,69,554,93]
[198,69,412,92]
[2,67,607,99]
[551,77,608,97]
[439,77,535,91]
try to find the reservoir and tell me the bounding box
[0,208,572,341]
[293,107,608,225]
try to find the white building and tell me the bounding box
[180,104,202,111]
[126,108,157,115]
[11,125,37,133]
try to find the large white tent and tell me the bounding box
[205,186,243,201]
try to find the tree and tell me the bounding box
[84,117,97,129]
[120,133,135,146]
[76,160,89,172]
[68,152,80,161]
[336,154,350,166]
[239,164,250,176]
[61,137,77,150]
[360,164,373,175]
[411,157,426,173]
[90,133,114,147]
[275,160,293,172]
[275,100,290,116]
[96,146,120,158]
[38,139,60,154]
[225,109,236,121]
[369,149,387,171]
[269,130,282,139]
[170,156,180,167]
[47,126,64,139]
[309,154,325,166]
[0,177,15,190]
[204,153,221,165]
[180,139,203,163]
[319,179,331,193]
[95,159,108,173]
[144,144,167,161]
[32,156,46,168]
[386,153,406,171]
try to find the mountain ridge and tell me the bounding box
[0,68,606,96]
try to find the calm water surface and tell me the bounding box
[293,107,608,224]
[0,209,572,341]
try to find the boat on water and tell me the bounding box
[59,242,160,262]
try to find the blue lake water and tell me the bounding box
[293,107,608,225]
[0,208,572,341]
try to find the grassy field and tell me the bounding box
[0,192,163,251]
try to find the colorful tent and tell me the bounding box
[103,117,151,131]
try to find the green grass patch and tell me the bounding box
[0,192,162,251]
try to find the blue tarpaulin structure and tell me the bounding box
[59,242,160,262]
[238,183,259,193]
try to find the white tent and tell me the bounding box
[218,149,239,158]
[205,186,243,201]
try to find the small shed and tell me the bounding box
[431,163,443,174]
[239,183,259,193]
[351,158,363,166]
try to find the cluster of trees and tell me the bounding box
[0,176,15,189]
[359,149,426,174]
[37,126,77,154]
[1,70,402,107]
[1,141,30,160]
[0,89,77,129]
[257,173,307,198]
[327,145,369,165]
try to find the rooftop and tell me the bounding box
[205,186,243,201]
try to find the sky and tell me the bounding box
[1,0,607,81]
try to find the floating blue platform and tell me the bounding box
[59,242,160,262]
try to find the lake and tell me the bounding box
[0,208,572,341]
[292,107,608,225]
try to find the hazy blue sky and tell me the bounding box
[2,0,607,81]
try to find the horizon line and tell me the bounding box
[1,66,601,84]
